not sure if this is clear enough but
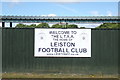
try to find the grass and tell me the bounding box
[2,73,119,78]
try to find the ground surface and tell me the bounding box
[2,73,119,78]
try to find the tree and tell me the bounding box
[96,23,120,28]
[36,23,49,28]
[15,23,49,28]
[66,24,78,28]
[29,24,36,28]
[51,23,78,28]
[80,27,86,29]
[16,23,27,28]
[51,24,63,28]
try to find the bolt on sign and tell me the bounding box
[34,29,91,57]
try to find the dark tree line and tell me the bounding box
[95,23,119,28]
[15,23,84,28]
[15,23,120,28]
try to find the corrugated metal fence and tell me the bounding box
[2,28,119,75]
[0,28,2,76]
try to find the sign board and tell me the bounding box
[34,29,91,57]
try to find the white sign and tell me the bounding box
[34,29,91,57]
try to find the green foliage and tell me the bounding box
[80,27,86,29]
[51,24,64,28]
[15,23,78,28]
[15,23,120,29]
[36,23,49,28]
[16,24,27,28]
[66,24,78,28]
[15,23,49,28]
[15,22,120,29]
[51,24,78,28]
[96,23,119,28]
[29,24,36,28]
